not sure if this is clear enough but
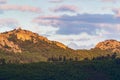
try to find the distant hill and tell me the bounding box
[0,28,79,63]
[0,28,119,63]
[0,28,68,53]
[95,39,120,53]
[76,39,120,60]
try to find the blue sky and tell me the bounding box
[0,0,120,49]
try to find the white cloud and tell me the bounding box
[48,32,105,49]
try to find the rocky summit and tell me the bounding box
[0,28,67,53]
[0,28,78,63]
[1,28,120,63]
[95,39,120,53]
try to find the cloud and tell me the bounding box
[113,8,120,17]
[68,42,94,49]
[33,14,120,24]
[33,14,120,35]
[101,0,117,3]
[32,15,60,26]
[24,25,59,36]
[0,10,3,14]
[96,23,120,36]
[68,42,80,49]
[52,5,78,12]
[0,18,18,32]
[0,0,7,4]
[32,13,120,49]
[56,22,100,35]
[48,32,104,49]
[0,5,41,13]
[48,0,63,3]
[0,18,18,25]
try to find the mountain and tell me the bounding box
[0,28,68,53]
[95,39,120,53]
[0,28,120,63]
[76,39,120,60]
[0,28,78,63]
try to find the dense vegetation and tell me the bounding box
[0,58,120,80]
[0,48,115,64]
[0,29,120,80]
[0,29,119,63]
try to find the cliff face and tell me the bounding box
[95,39,120,53]
[0,35,22,53]
[0,28,67,53]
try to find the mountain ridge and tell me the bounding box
[1,28,120,53]
[0,28,68,53]
[0,28,120,63]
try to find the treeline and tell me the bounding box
[1,52,120,64]
[0,58,6,65]
[83,52,120,64]
[92,53,117,60]
[48,52,120,63]
[0,58,20,65]
[83,53,118,61]
[48,56,78,62]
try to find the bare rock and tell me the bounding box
[95,39,120,53]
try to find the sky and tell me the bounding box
[0,0,120,49]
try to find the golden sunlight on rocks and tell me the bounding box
[53,41,67,49]
[0,28,68,53]
[16,33,32,41]
[95,40,120,53]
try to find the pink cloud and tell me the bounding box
[32,15,60,26]
[0,18,18,27]
[0,0,7,4]
[113,8,120,17]
[49,0,63,3]
[38,15,60,19]
[0,5,41,13]
[52,5,79,12]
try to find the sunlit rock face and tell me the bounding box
[95,39,120,53]
[0,28,67,53]
[0,33,22,53]
[52,41,67,49]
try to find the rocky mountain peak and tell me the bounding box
[0,28,67,53]
[95,39,120,53]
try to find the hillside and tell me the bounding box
[95,40,120,53]
[77,39,120,60]
[0,28,79,63]
[0,28,120,63]
[0,28,68,53]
